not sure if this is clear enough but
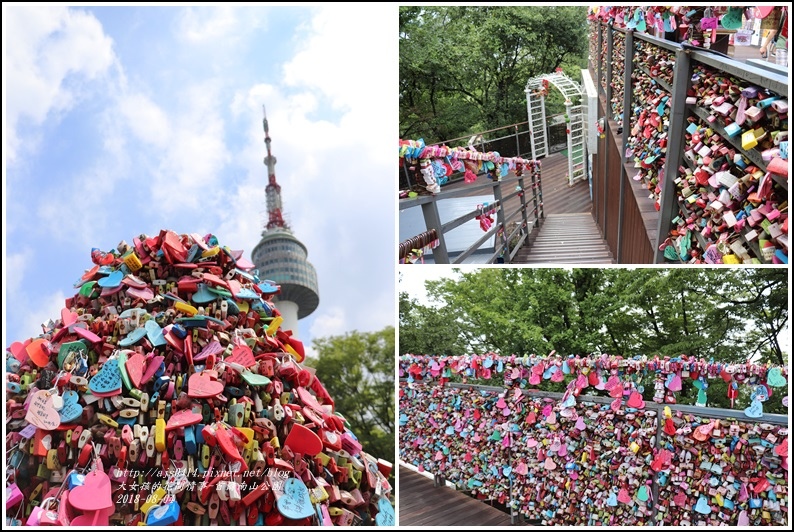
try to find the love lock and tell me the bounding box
[6,230,393,527]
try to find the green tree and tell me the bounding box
[400,6,589,142]
[406,268,788,363]
[399,291,467,356]
[307,327,395,470]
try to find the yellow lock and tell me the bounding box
[663,406,672,418]
[201,246,220,258]
[98,413,119,428]
[723,254,740,264]
[316,452,331,466]
[123,253,143,272]
[155,418,166,452]
[140,486,167,516]
[201,445,210,469]
[174,301,198,316]
[715,493,723,506]
[629,442,640,453]
[239,428,255,451]
[266,316,283,336]
[46,449,61,471]
[310,485,329,504]
[270,436,280,450]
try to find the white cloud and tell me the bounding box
[4,5,116,162]
[176,6,239,43]
[5,250,32,297]
[20,290,67,341]
[118,93,171,147]
[310,307,348,339]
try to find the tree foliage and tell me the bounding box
[401,268,788,365]
[399,268,788,413]
[307,327,395,468]
[399,6,589,142]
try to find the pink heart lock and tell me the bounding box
[609,383,624,399]
[61,307,78,327]
[544,457,556,470]
[610,397,622,412]
[125,353,146,389]
[575,417,587,431]
[25,390,61,430]
[673,492,687,506]
[617,488,631,504]
[188,371,224,398]
[627,391,645,409]
[495,397,507,409]
[69,470,114,513]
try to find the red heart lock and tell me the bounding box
[284,424,323,456]
[227,344,256,368]
[166,409,202,430]
[125,353,146,389]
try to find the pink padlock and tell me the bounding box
[6,482,23,509]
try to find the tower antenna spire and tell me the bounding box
[263,104,287,231]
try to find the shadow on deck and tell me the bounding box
[398,466,515,526]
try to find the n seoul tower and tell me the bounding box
[250,106,319,335]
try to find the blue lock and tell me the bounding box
[146,501,180,526]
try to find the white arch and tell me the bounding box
[525,72,587,186]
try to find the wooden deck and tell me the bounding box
[398,466,515,526]
[443,151,594,217]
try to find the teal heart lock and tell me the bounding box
[375,498,395,526]
[59,390,83,422]
[276,478,315,519]
[89,358,122,394]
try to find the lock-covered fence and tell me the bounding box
[398,353,788,526]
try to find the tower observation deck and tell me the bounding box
[250,106,319,334]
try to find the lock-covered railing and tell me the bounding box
[398,353,788,526]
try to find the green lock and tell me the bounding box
[228,404,246,427]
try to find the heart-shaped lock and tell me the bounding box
[97,270,124,288]
[276,478,315,519]
[767,367,786,387]
[69,470,114,512]
[227,344,256,368]
[284,424,323,456]
[375,498,395,526]
[627,392,645,409]
[166,409,202,430]
[89,358,122,395]
[25,390,61,430]
[188,371,224,398]
[744,398,763,418]
[59,390,83,423]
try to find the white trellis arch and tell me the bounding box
[525,72,586,187]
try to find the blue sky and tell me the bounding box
[3,5,397,359]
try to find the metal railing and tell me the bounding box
[399,122,554,264]
[399,380,788,526]
[399,167,543,264]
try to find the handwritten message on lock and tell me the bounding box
[400,380,787,526]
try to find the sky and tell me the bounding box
[3,4,397,360]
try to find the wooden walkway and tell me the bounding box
[398,466,514,526]
[514,213,614,263]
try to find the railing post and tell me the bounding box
[493,180,506,261]
[402,162,413,190]
[514,124,521,157]
[655,47,691,263]
[530,167,540,229]
[617,29,634,264]
[421,200,449,264]
[518,176,529,240]
[565,99,574,187]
